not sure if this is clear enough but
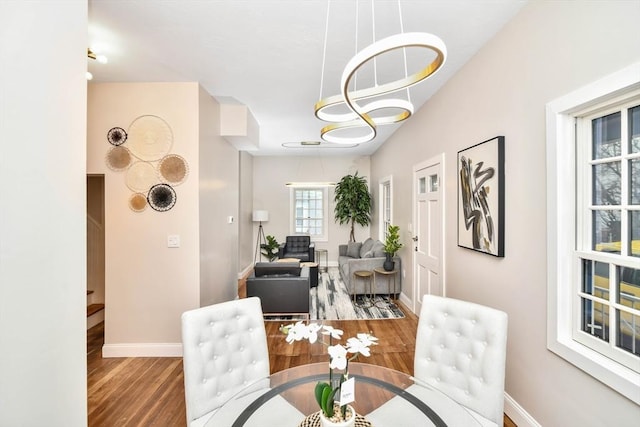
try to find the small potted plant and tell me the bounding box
[281,322,378,427]
[260,235,280,262]
[383,225,403,271]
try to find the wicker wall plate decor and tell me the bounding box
[107,127,128,146]
[127,115,173,161]
[147,183,176,212]
[128,193,147,212]
[126,161,159,192]
[158,154,189,185]
[105,146,133,171]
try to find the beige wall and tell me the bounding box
[371,1,640,426]
[88,82,202,355]
[239,151,255,273]
[0,2,88,425]
[252,155,371,261]
[198,87,241,306]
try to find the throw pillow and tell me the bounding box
[359,237,374,258]
[372,240,386,257]
[347,242,362,258]
[362,250,373,258]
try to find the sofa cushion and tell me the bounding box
[371,240,386,257]
[359,238,375,258]
[346,242,362,258]
[254,263,301,277]
[361,250,373,258]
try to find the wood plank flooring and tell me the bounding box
[87,301,516,426]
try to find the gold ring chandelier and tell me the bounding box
[314,1,447,145]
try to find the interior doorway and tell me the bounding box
[86,174,105,330]
[412,155,445,315]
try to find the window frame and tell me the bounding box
[379,175,393,242]
[546,62,640,404]
[289,186,329,242]
[574,101,640,369]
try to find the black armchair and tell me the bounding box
[246,262,310,318]
[278,235,315,262]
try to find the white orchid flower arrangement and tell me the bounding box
[281,321,378,421]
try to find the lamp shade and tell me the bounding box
[253,210,269,222]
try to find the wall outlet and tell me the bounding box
[167,235,180,248]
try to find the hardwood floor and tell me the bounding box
[87,301,516,426]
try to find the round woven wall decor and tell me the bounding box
[127,115,173,161]
[147,183,176,212]
[158,154,189,185]
[107,127,128,146]
[105,146,132,171]
[126,161,159,192]
[128,193,147,212]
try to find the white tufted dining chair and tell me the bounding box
[181,297,270,427]
[414,295,508,427]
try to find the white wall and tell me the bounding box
[0,2,88,425]
[88,82,202,356]
[371,1,640,426]
[252,155,371,262]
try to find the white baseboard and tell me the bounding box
[238,263,253,279]
[102,343,183,358]
[398,292,415,314]
[504,392,541,427]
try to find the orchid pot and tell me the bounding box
[319,403,356,427]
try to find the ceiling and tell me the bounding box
[88,0,526,156]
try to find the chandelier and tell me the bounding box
[314,1,447,145]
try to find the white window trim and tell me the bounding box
[546,61,640,404]
[289,186,329,242]
[379,175,393,242]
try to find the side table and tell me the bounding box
[352,270,373,307]
[373,267,399,303]
[300,262,319,288]
[315,248,328,272]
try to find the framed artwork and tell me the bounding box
[457,136,505,257]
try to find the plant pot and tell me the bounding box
[383,253,395,271]
[319,405,356,427]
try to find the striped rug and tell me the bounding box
[265,268,404,321]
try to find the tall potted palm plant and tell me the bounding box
[334,172,372,243]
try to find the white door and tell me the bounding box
[413,155,445,315]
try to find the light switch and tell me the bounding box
[167,235,180,248]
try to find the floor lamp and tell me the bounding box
[253,210,269,263]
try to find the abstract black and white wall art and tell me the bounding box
[457,136,505,257]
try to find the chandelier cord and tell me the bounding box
[354,1,359,92]
[398,0,411,103]
[371,0,378,87]
[319,0,331,101]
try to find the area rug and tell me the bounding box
[265,268,405,321]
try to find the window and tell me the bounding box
[576,100,640,367]
[379,176,393,241]
[290,187,328,241]
[547,62,640,403]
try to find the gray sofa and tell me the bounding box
[338,238,401,295]
[246,262,310,318]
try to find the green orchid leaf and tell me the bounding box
[321,386,334,417]
[314,382,330,409]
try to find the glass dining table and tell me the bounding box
[204,362,481,427]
